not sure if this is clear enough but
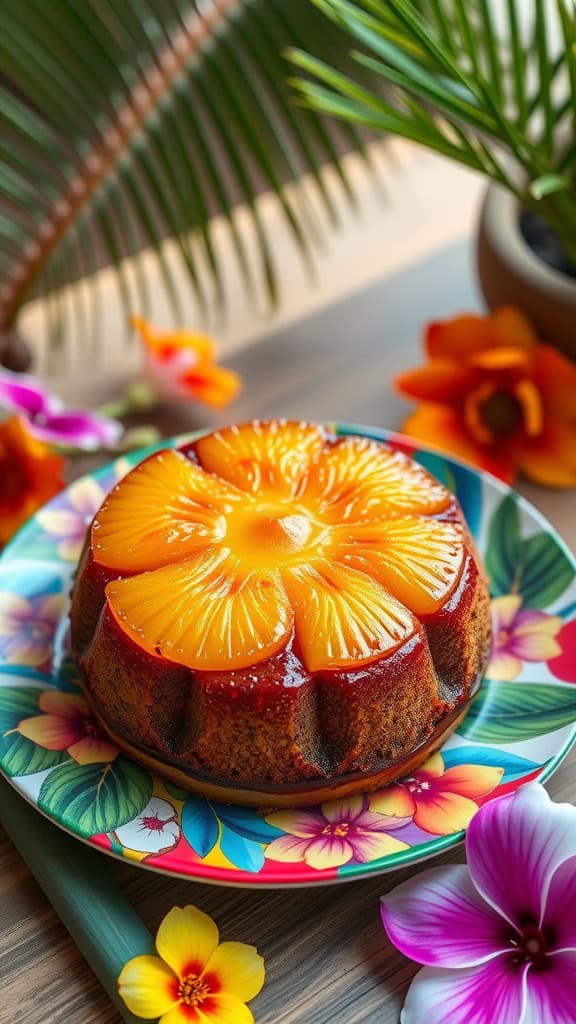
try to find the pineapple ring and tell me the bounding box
[94,422,465,672]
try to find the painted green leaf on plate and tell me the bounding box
[486,495,574,606]
[458,682,576,743]
[38,756,153,835]
[0,686,68,776]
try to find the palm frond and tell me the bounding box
[0,0,379,360]
[291,0,576,268]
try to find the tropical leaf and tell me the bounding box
[37,756,153,834]
[293,0,576,269]
[181,797,219,858]
[214,801,285,843]
[441,746,542,782]
[485,493,574,606]
[0,685,68,776]
[458,681,576,743]
[219,822,265,872]
[0,0,377,362]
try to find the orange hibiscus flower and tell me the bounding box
[369,753,503,835]
[0,415,65,546]
[395,307,576,486]
[132,316,241,408]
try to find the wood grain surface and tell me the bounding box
[2,241,576,1024]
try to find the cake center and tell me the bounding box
[227,504,324,566]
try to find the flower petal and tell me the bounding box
[491,594,522,632]
[534,344,576,421]
[513,610,562,636]
[68,476,106,516]
[264,835,310,863]
[115,799,181,853]
[521,950,576,1024]
[203,941,265,1001]
[36,510,84,539]
[17,713,84,751]
[400,958,527,1024]
[486,650,523,681]
[401,404,518,483]
[439,764,504,799]
[38,690,89,718]
[395,360,477,402]
[322,796,364,825]
[285,560,417,672]
[304,835,353,870]
[195,420,326,499]
[381,864,509,967]
[177,364,241,408]
[466,784,576,929]
[263,808,326,838]
[370,785,416,819]
[118,954,179,1019]
[161,993,255,1024]
[0,593,33,634]
[414,792,482,835]
[107,550,292,671]
[156,906,219,979]
[425,315,493,360]
[507,633,562,662]
[348,831,409,862]
[27,410,122,449]
[545,856,576,953]
[67,734,118,764]
[520,416,576,488]
[491,306,538,351]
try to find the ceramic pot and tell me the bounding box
[476,183,576,361]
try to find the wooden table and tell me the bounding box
[2,240,576,1024]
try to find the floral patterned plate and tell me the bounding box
[2,425,576,888]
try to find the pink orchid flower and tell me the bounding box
[0,367,122,450]
[381,784,576,1024]
[488,595,562,680]
[265,796,411,870]
[17,690,118,764]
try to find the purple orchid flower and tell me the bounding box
[381,784,576,1023]
[0,367,122,450]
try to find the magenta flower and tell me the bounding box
[264,796,410,870]
[0,367,122,450]
[381,784,576,1023]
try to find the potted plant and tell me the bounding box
[292,0,576,358]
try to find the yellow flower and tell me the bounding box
[118,905,265,1024]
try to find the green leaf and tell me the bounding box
[529,173,569,199]
[519,533,575,608]
[0,686,69,777]
[458,682,576,743]
[485,494,522,596]
[38,756,153,835]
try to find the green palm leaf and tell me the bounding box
[292,0,576,268]
[0,0,378,362]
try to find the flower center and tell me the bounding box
[178,974,210,1007]
[407,778,430,794]
[507,915,556,968]
[480,391,523,438]
[82,719,100,736]
[321,821,350,837]
[140,812,167,833]
[496,628,510,647]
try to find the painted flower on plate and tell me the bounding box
[370,753,503,835]
[488,594,562,681]
[0,366,122,449]
[0,591,65,667]
[16,690,118,764]
[132,315,241,408]
[264,796,411,870]
[114,797,180,855]
[37,476,107,562]
[118,904,265,1023]
[381,784,576,1024]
